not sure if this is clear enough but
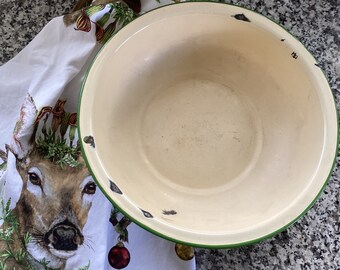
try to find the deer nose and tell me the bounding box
[49,225,82,251]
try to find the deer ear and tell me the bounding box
[10,94,37,160]
[76,154,87,168]
[5,144,27,170]
[5,144,17,160]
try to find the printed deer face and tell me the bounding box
[8,96,97,267]
[15,151,96,263]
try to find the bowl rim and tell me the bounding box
[78,1,339,248]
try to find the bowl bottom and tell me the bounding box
[140,77,262,192]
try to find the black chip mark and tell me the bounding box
[109,180,123,195]
[141,209,153,218]
[162,210,177,215]
[83,135,95,148]
[233,13,251,22]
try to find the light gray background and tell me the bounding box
[1,0,339,269]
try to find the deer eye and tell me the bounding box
[83,182,96,195]
[28,172,41,186]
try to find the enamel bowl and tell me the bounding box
[79,3,338,247]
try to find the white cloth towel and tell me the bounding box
[0,0,196,269]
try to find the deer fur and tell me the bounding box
[0,96,97,269]
[0,148,96,269]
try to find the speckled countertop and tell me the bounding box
[1,0,339,269]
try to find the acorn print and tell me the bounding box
[108,242,130,269]
[99,21,117,44]
[74,10,91,32]
[96,23,105,41]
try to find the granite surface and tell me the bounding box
[0,0,339,269]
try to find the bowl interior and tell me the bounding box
[80,3,337,246]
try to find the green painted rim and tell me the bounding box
[78,1,339,249]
